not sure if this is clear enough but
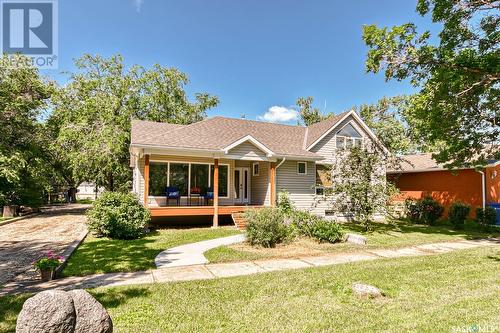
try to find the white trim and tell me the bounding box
[306,110,389,154]
[223,135,275,157]
[252,162,260,176]
[297,162,307,175]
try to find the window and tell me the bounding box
[190,164,209,194]
[210,164,229,197]
[169,163,189,196]
[335,123,364,150]
[149,162,168,196]
[297,162,307,175]
[315,164,333,196]
[252,162,259,176]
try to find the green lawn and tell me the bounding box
[62,227,241,277]
[205,220,500,263]
[2,247,499,332]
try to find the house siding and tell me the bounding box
[252,161,270,205]
[276,160,322,214]
[228,142,267,159]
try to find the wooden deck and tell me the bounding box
[148,205,265,217]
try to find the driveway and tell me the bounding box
[0,204,89,286]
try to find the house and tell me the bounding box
[388,153,500,216]
[129,110,385,226]
[76,182,104,200]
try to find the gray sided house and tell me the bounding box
[129,110,385,226]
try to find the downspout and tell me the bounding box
[276,157,286,170]
[273,158,286,206]
[476,170,486,209]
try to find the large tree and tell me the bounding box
[296,96,325,126]
[0,54,53,207]
[50,54,219,191]
[363,0,499,168]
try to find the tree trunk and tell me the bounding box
[108,173,114,192]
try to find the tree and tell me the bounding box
[50,54,219,192]
[363,0,499,168]
[331,144,396,231]
[0,54,53,207]
[296,96,325,126]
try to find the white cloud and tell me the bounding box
[258,106,298,123]
[134,0,144,12]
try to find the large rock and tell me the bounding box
[346,233,367,245]
[352,283,384,298]
[68,290,113,333]
[16,290,76,333]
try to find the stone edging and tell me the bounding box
[0,213,40,227]
[55,230,89,277]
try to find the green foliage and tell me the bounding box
[87,191,151,239]
[448,202,471,229]
[50,54,219,192]
[277,190,294,215]
[0,54,54,206]
[405,196,444,226]
[331,144,397,230]
[33,251,63,271]
[363,0,499,168]
[305,217,344,243]
[475,207,497,229]
[296,96,327,126]
[245,208,292,248]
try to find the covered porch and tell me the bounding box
[140,153,277,227]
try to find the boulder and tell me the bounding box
[352,283,384,298]
[346,233,367,245]
[68,290,113,333]
[16,290,76,333]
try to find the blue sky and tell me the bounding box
[46,0,437,123]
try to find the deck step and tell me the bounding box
[231,212,248,230]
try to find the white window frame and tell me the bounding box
[252,162,259,176]
[148,160,230,199]
[297,162,307,175]
[335,135,364,150]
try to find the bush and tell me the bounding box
[448,202,471,229]
[475,207,497,229]
[277,190,294,215]
[288,210,344,243]
[87,192,150,239]
[307,217,344,243]
[245,208,291,248]
[405,196,444,225]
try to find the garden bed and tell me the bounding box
[205,220,500,263]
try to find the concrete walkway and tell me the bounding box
[155,234,246,268]
[1,238,498,296]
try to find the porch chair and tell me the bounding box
[203,187,214,206]
[165,186,180,206]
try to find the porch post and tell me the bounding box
[270,162,276,207]
[213,158,219,227]
[143,154,150,206]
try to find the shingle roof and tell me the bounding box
[305,111,350,148]
[131,114,349,159]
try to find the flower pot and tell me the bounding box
[40,269,55,281]
[2,205,19,218]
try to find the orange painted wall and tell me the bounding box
[485,164,500,203]
[390,169,483,217]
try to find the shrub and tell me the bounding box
[448,202,471,229]
[245,208,291,248]
[87,192,150,239]
[277,190,294,215]
[307,217,344,243]
[475,207,497,229]
[405,196,443,225]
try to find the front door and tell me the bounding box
[234,167,250,204]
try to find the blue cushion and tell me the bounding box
[167,191,179,198]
